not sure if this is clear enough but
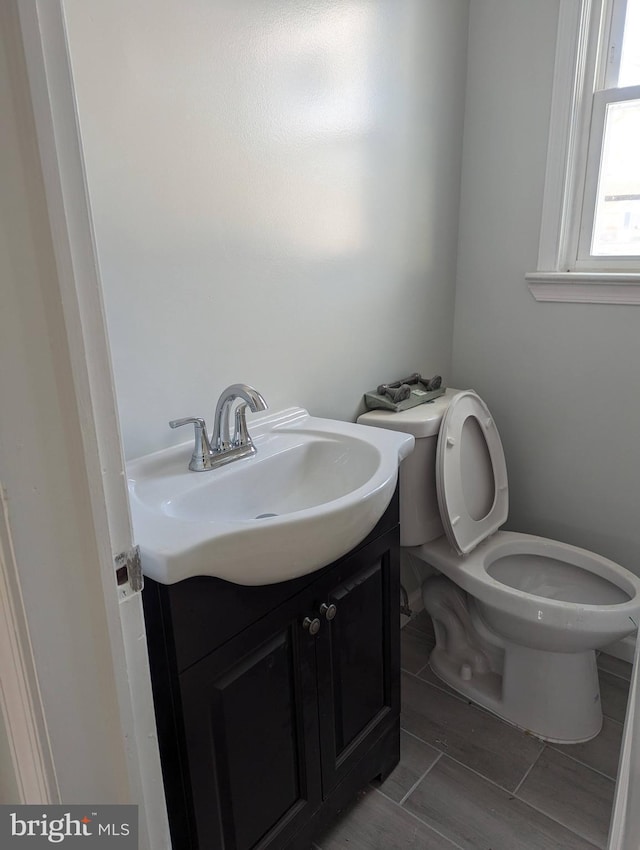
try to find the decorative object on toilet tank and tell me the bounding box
[358,389,640,743]
[364,372,445,411]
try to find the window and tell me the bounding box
[579,0,640,266]
[527,0,640,303]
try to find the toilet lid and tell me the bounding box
[436,391,509,555]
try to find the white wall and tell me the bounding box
[62,0,469,461]
[453,0,640,574]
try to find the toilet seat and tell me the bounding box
[418,530,640,651]
[436,391,508,555]
[431,391,640,642]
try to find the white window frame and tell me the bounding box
[527,0,640,303]
[576,82,640,268]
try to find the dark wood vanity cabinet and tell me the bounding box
[143,493,400,850]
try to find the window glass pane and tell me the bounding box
[619,0,640,86]
[591,97,640,255]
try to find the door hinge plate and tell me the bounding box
[115,545,143,597]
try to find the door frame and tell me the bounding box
[6,0,169,845]
[0,490,57,804]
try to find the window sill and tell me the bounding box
[526,272,640,304]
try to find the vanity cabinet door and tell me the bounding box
[179,594,322,850]
[314,529,400,796]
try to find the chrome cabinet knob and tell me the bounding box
[320,602,337,621]
[302,616,321,635]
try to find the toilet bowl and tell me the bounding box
[358,389,640,743]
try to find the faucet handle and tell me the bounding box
[169,417,212,471]
[169,416,206,430]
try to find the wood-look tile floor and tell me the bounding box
[315,612,631,850]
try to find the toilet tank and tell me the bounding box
[357,389,457,546]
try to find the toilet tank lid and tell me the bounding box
[357,388,460,437]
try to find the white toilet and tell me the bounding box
[358,389,640,743]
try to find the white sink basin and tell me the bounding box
[127,407,414,585]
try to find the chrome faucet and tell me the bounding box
[211,384,268,453]
[170,383,268,471]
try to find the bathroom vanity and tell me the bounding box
[142,492,400,850]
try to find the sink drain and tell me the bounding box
[255,512,279,519]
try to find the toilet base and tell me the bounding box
[429,641,603,744]
[422,574,604,743]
